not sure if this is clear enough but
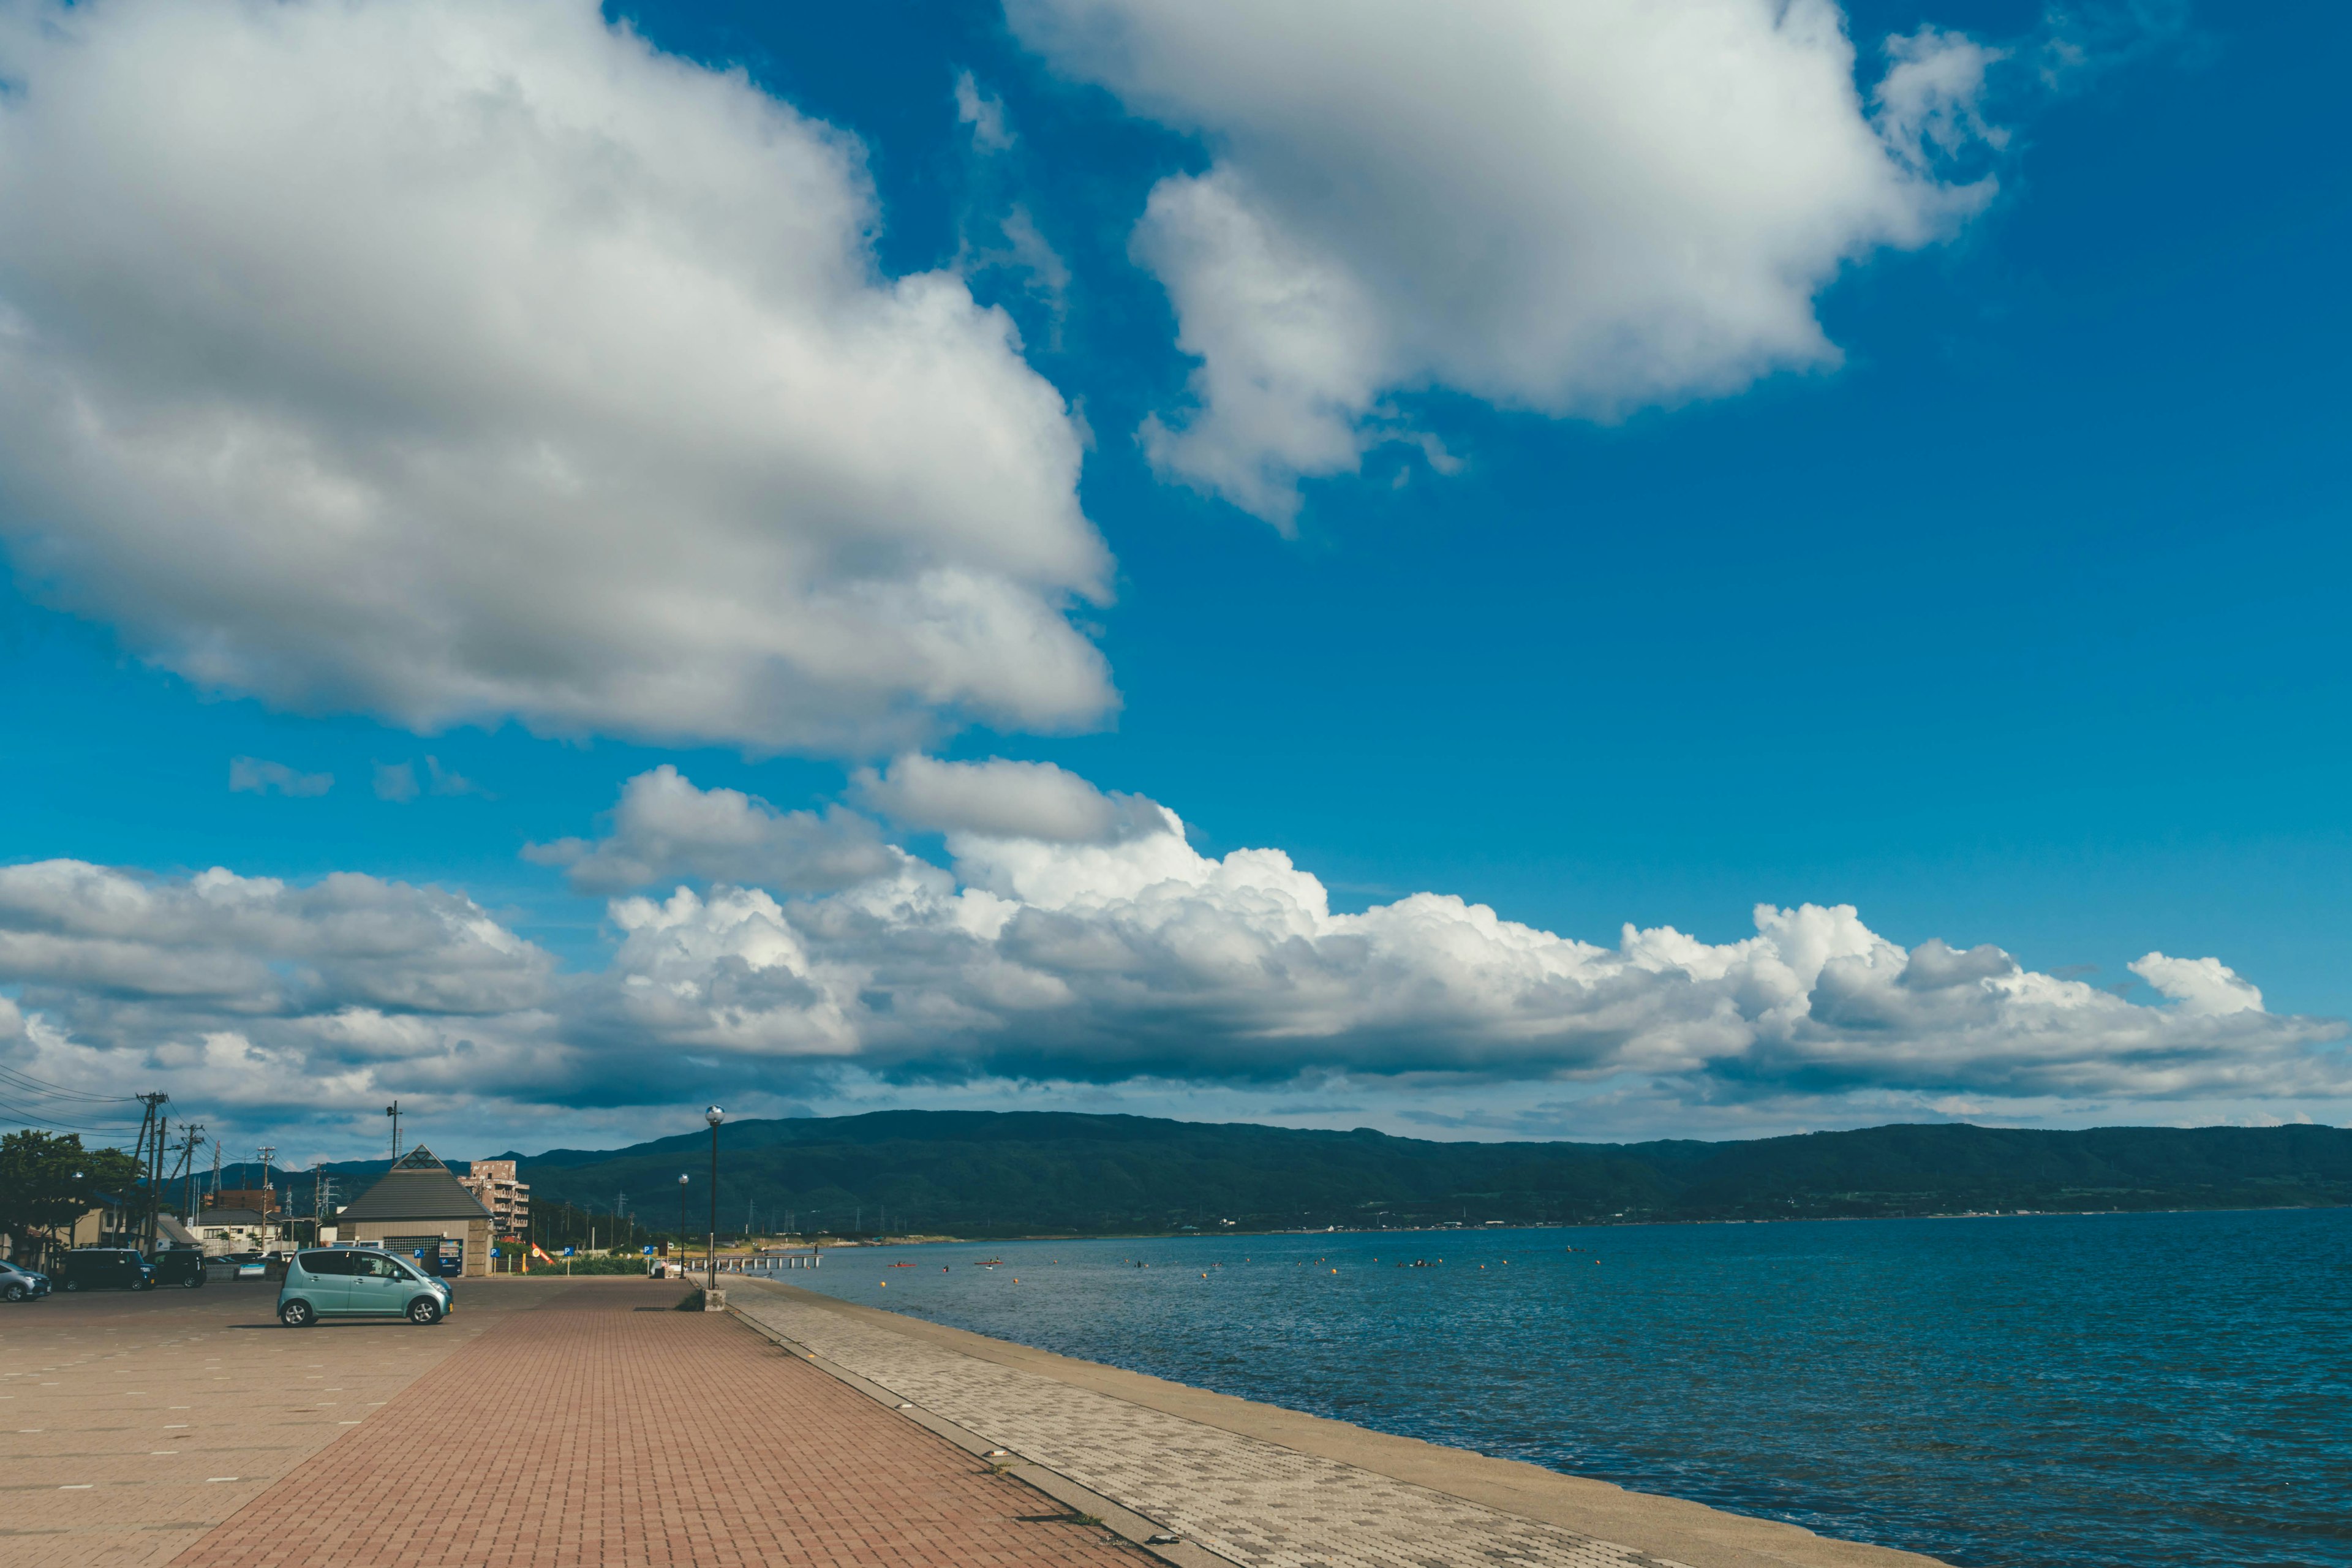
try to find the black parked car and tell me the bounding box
[60,1248,157,1291]
[151,1248,207,1288]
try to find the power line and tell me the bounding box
[0,1096,143,1136]
[0,1063,140,1103]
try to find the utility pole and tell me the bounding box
[151,1104,166,1250]
[209,1138,221,1207]
[257,1145,277,1243]
[130,1093,168,1251]
[313,1164,337,1242]
[178,1125,205,1219]
[165,1126,199,1221]
[385,1100,401,1161]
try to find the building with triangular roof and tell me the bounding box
[333,1145,495,1276]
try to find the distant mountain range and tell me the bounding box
[204,1112,2350,1237]
[195,1111,2348,1238]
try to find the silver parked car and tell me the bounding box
[1,1260,51,1302]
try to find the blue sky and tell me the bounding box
[0,0,2344,1161]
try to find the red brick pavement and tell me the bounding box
[167,1281,1151,1568]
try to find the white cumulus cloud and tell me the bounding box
[5,772,2342,1145]
[525,765,900,894]
[854,754,1175,845]
[2129,952,2264,1017]
[228,756,332,798]
[0,0,1112,752]
[1008,0,2003,524]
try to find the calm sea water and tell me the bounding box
[789,1208,2351,1568]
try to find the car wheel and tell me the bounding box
[181,1275,203,1289]
[62,1278,79,1292]
[2,1283,23,1302]
[279,1298,315,1328]
[406,1296,442,1325]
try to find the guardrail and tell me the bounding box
[675,1252,824,1273]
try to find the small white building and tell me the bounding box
[184,1207,287,1254]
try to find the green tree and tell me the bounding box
[0,1131,143,1260]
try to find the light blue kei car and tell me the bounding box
[277,1245,453,1327]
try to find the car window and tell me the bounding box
[297,1251,349,1275]
[360,1253,404,1277]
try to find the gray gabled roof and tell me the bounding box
[336,1145,494,1224]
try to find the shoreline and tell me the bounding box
[754,1200,2349,1248]
[731,1275,1950,1568]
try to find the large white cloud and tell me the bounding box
[1008,0,2004,523]
[0,0,1113,752]
[854,753,1174,845]
[4,769,2342,1149]
[525,765,900,895]
[0,859,567,1127]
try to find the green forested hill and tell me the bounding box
[489,1112,2352,1240]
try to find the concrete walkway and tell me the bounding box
[729,1280,1949,1568]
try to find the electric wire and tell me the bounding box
[0,1095,143,1136]
[0,1063,141,1102]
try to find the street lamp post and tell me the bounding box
[704,1106,723,1300]
[677,1174,688,1270]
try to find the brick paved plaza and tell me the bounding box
[4,1277,1151,1568]
[3,1276,519,1568]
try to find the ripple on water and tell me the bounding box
[797,1208,2352,1568]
